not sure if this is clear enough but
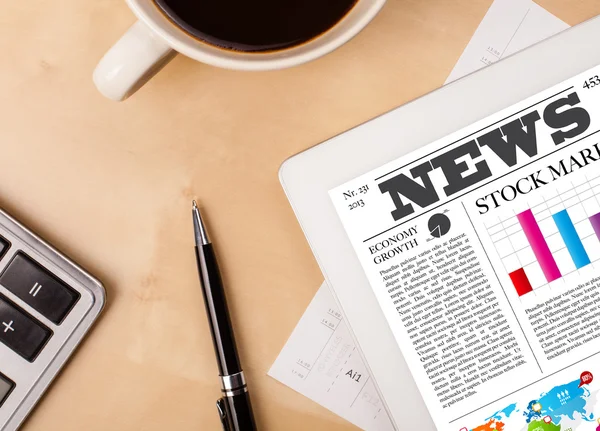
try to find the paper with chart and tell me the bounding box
[445,0,568,84]
[270,1,568,429]
[268,283,395,431]
[330,63,600,430]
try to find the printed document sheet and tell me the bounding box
[330,66,600,430]
[446,0,568,84]
[268,284,395,430]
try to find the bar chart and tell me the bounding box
[485,174,600,298]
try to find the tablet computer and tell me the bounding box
[280,15,600,430]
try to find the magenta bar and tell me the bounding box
[517,209,561,283]
[590,212,600,241]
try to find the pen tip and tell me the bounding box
[192,201,210,245]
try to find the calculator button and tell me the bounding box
[0,253,80,324]
[0,236,9,260]
[0,373,14,407]
[0,295,51,361]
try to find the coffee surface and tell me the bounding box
[155,0,358,52]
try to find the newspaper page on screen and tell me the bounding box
[330,66,600,431]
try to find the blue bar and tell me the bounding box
[553,209,591,269]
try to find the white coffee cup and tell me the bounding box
[93,0,386,101]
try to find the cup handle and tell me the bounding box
[93,20,176,101]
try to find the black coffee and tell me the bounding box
[154,0,359,52]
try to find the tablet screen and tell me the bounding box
[330,64,600,431]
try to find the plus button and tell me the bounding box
[2,320,14,333]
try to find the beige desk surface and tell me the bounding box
[1,0,599,430]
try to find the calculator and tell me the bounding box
[0,209,105,431]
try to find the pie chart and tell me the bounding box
[428,213,451,238]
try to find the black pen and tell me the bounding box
[192,201,257,431]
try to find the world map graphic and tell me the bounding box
[468,378,599,431]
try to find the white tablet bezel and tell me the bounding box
[279,15,600,430]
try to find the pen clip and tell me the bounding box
[216,398,231,431]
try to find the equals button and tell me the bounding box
[0,253,80,324]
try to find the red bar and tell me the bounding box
[509,268,533,297]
